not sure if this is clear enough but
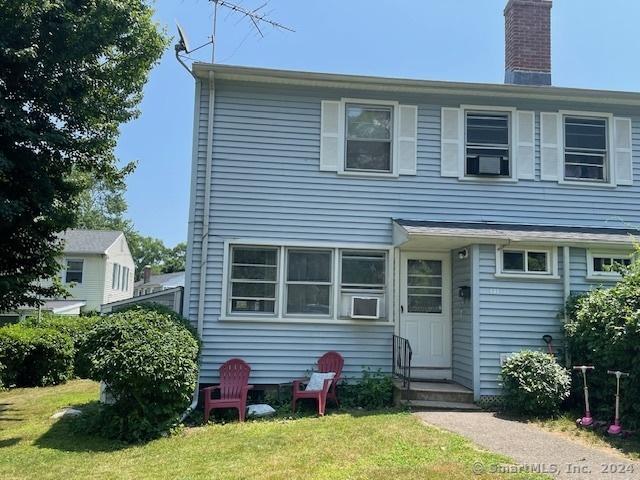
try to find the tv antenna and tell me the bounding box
[174,0,294,76]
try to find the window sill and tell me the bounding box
[457,176,518,184]
[494,273,560,281]
[586,274,621,282]
[337,170,399,179]
[219,315,394,326]
[558,179,616,188]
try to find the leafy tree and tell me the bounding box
[75,172,134,234]
[0,0,167,311]
[128,234,169,280]
[162,242,187,274]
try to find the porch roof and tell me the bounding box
[393,219,639,249]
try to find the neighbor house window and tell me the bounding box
[499,248,551,275]
[564,116,608,182]
[345,104,393,172]
[286,249,332,316]
[587,251,632,279]
[112,263,120,289]
[340,251,387,319]
[65,259,84,283]
[465,111,511,177]
[229,247,278,314]
[121,267,129,291]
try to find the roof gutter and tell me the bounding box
[192,63,640,109]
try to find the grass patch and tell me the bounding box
[0,380,547,479]
[533,412,640,461]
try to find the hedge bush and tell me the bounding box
[501,350,571,417]
[565,258,640,428]
[82,307,200,442]
[23,314,100,378]
[340,368,394,409]
[0,324,74,387]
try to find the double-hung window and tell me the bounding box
[65,259,84,283]
[345,104,393,173]
[229,247,279,314]
[564,116,608,182]
[340,251,386,319]
[465,111,511,177]
[497,247,554,276]
[286,249,333,316]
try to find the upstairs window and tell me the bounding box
[65,259,84,283]
[229,247,278,314]
[345,104,393,173]
[564,116,608,182]
[465,111,511,177]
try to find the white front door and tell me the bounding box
[400,252,452,378]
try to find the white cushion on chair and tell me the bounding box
[305,372,335,392]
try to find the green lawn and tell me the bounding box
[0,380,546,480]
[534,413,640,461]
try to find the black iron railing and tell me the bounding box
[392,334,412,399]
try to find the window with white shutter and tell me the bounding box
[320,99,417,177]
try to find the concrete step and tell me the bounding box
[404,399,482,411]
[393,380,474,404]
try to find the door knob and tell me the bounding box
[400,305,404,313]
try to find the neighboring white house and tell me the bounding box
[56,229,135,312]
[134,268,185,297]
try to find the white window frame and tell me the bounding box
[559,110,615,187]
[586,250,633,281]
[220,239,393,325]
[227,245,280,317]
[338,98,400,178]
[64,258,84,284]
[495,245,559,279]
[460,105,517,182]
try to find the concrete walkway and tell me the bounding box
[415,411,640,480]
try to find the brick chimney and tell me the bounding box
[143,265,152,284]
[504,0,552,85]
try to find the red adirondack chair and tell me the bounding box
[292,351,344,416]
[201,358,253,423]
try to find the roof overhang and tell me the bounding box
[393,219,639,250]
[192,63,640,109]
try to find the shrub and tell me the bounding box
[340,368,394,409]
[82,308,199,442]
[0,324,74,387]
[501,350,571,417]
[565,258,640,428]
[22,314,100,378]
[113,303,196,336]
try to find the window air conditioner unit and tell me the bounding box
[477,155,503,175]
[350,296,380,320]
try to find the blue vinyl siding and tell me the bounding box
[186,78,640,386]
[452,248,473,389]
[569,247,619,294]
[477,245,565,396]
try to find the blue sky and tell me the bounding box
[117,0,640,247]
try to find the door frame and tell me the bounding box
[396,249,453,379]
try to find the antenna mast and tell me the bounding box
[209,0,295,63]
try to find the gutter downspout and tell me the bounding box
[562,246,571,368]
[181,71,216,423]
